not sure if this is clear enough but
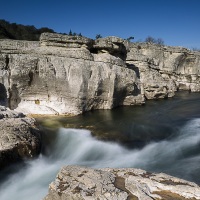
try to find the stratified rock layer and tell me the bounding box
[0,33,200,115]
[44,165,200,200]
[0,34,144,115]
[0,106,41,168]
[127,43,200,99]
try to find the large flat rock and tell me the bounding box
[44,165,200,200]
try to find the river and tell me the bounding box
[0,91,200,199]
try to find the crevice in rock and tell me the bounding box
[90,48,99,54]
[159,179,194,187]
[5,55,9,70]
[8,84,21,110]
[132,83,141,96]
[28,71,34,86]
[0,83,7,106]
[114,176,139,200]
[153,190,198,200]
[35,59,39,74]
[126,64,140,78]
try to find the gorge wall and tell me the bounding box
[0,33,200,115]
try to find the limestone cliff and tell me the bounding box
[44,165,200,200]
[0,33,200,115]
[127,43,200,99]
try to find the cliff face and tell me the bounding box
[127,43,200,99]
[0,33,200,115]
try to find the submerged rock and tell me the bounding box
[44,165,200,200]
[0,106,41,168]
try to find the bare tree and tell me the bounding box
[157,38,164,45]
[145,36,164,45]
[145,36,156,43]
[192,47,200,52]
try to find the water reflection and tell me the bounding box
[37,91,200,148]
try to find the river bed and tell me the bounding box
[0,91,200,200]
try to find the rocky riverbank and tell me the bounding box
[0,106,41,168]
[0,33,200,115]
[1,33,200,199]
[44,165,200,200]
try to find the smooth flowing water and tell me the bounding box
[0,91,200,200]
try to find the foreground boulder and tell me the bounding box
[0,106,41,168]
[44,165,200,200]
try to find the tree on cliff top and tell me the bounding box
[145,36,164,45]
[127,36,134,42]
[95,34,102,39]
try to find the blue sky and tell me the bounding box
[0,0,200,49]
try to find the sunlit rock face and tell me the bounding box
[126,43,200,99]
[0,33,200,115]
[0,34,144,115]
[44,165,200,200]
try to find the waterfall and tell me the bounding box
[0,118,200,200]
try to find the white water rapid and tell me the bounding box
[0,118,200,200]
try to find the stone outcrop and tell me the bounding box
[0,106,41,168]
[40,33,94,49]
[92,36,128,60]
[0,33,200,115]
[0,34,144,115]
[126,43,200,99]
[44,165,200,200]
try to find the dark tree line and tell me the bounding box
[0,19,55,41]
[0,19,166,46]
[68,29,82,36]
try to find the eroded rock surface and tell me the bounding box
[0,106,41,168]
[0,33,200,115]
[44,165,200,200]
[40,32,94,49]
[127,43,200,99]
[0,34,144,115]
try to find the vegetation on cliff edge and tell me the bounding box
[0,19,55,41]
